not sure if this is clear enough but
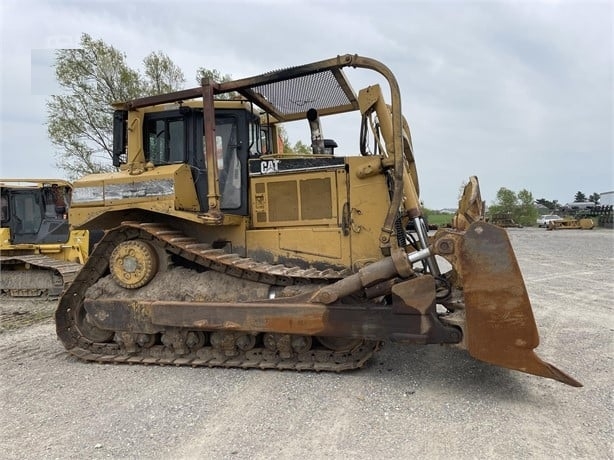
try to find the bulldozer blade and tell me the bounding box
[459,222,582,387]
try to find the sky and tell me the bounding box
[0,0,612,210]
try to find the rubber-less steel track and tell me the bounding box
[1,254,83,297]
[55,222,380,371]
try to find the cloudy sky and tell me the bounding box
[1,0,612,209]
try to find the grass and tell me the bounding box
[425,212,454,227]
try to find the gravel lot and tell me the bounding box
[1,227,612,460]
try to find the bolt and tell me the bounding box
[437,239,454,254]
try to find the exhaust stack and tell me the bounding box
[307,108,325,154]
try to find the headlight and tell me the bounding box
[72,186,104,203]
[72,179,174,204]
[105,179,174,200]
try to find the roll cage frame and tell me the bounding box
[115,54,408,253]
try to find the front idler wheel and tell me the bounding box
[75,305,114,343]
[109,240,159,289]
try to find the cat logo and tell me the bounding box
[260,159,280,174]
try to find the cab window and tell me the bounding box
[248,119,264,157]
[144,117,185,164]
[216,117,241,209]
[1,192,9,223]
[13,193,42,234]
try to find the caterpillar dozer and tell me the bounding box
[56,54,581,387]
[1,179,88,297]
[547,218,594,230]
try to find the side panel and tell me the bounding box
[245,156,390,270]
[346,156,390,269]
[279,228,343,259]
[250,170,339,228]
[247,166,350,268]
[0,228,88,264]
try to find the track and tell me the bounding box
[55,222,381,371]
[0,254,83,298]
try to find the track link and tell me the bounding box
[56,222,380,371]
[1,254,83,297]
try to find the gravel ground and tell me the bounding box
[0,227,612,460]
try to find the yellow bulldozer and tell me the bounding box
[55,54,580,387]
[547,218,595,230]
[1,179,88,297]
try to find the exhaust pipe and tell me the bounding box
[307,108,325,154]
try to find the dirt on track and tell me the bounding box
[0,227,612,460]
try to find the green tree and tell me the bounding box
[489,187,538,226]
[196,67,233,99]
[574,191,587,202]
[293,140,311,154]
[536,198,556,210]
[588,193,601,204]
[47,34,185,179]
[516,189,539,226]
[279,126,292,152]
[489,187,517,215]
[143,51,185,95]
[500,188,518,210]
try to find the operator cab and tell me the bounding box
[113,103,267,216]
[111,94,341,219]
[0,183,72,245]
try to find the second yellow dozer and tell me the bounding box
[1,179,88,297]
[547,218,594,230]
[56,54,581,387]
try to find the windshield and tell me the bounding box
[13,192,43,234]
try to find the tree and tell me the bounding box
[196,67,233,99]
[588,193,600,204]
[489,187,538,226]
[574,191,587,202]
[275,127,311,153]
[279,126,292,152]
[47,34,185,179]
[195,67,232,84]
[490,188,517,214]
[516,189,539,226]
[536,198,557,210]
[143,51,185,95]
[292,140,311,154]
